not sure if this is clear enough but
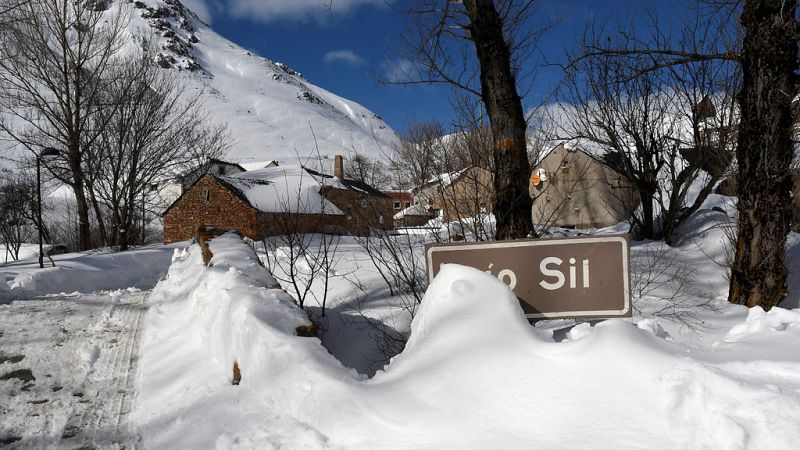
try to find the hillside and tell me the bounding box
[5,0,398,168]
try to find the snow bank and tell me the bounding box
[136,233,360,448]
[362,265,800,449]
[138,236,800,448]
[0,246,175,299]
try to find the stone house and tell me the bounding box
[411,166,494,223]
[393,204,433,227]
[179,158,246,191]
[163,158,392,243]
[157,158,247,208]
[386,191,414,213]
[530,144,639,229]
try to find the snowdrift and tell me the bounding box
[137,233,800,449]
[0,246,175,300]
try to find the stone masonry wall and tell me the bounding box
[322,188,394,235]
[163,175,262,243]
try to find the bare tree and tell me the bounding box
[82,55,229,250]
[572,0,798,309]
[0,170,36,261]
[393,120,449,190]
[345,151,390,190]
[562,56,679,240]
[727,0,798,309]
[260,167,342,317]
[660,61,739,243]
[0,0,128,250]
[562,47,738,243]
[394,0,559,239]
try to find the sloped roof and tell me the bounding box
[164,163,389,217]
[302,166,389,198]
[537,143,631,178]
[411,167,476,195]
[162,165,345,217]
[208,158,247,173]
[228,165,344,214]
[393,204,431,220]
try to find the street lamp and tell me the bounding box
[37,147,60,269]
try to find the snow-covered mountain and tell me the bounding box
[121,0,398,167]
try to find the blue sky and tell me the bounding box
[182,0,682,135]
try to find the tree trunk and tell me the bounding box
[87,185,109,247]
[640,194,655,240]
[728,0,798,309]
[463,0,533,240]
[67,148,92,251]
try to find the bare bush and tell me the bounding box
[631,242,718,331]
[0,170,36,261]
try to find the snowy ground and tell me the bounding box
[0,290,148,448]
[134,220,800,449]
[3,199,800,448]
[0,244,176,301]
[0,245,176,448]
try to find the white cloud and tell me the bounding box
[382,58,416,83]
[323,50,364,66]
[226,0,386,23]
[182,0,213,23]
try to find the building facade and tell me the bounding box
[163,163,392,243]
[530,144,639,229]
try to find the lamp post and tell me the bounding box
[37,147,61,269]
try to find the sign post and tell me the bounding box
[425,235,632,319]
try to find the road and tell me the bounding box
[0,290,148,449]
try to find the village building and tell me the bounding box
[386,191,414,212]
[393,204,433,227]
[411,166,494,223]
[162,156,392,243]
[530,143,639,229]
[157,159,247,208]
[384,190,432,227]
[179,159,247,191]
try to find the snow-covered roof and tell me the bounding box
[412,167,470,194]
[393,204,431,220]
[224,165,344,215]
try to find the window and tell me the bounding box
[394,201,401,209]
[404,201,411,208]
[346,207,352,220]
[203,189,210,202]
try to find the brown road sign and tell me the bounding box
[425,235,631,319]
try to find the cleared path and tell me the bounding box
[0,291,149,449]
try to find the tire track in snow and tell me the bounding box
[61,292,148,449]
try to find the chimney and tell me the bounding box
[334,154,344,179]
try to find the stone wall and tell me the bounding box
[322,187,394,235]
[164,175,395,243]
[258,211,347,236]
[163,175,262,243]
